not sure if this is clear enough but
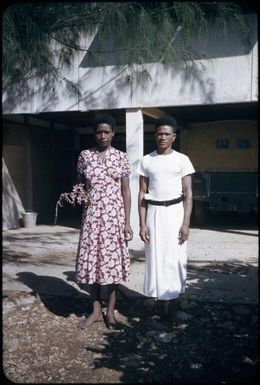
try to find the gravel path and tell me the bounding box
[2,220,259,383]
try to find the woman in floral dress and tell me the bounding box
[76,113,133,329]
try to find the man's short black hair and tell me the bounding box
[155,116,178,133]
[92,113,116,131]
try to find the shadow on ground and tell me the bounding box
[16,272,90,317]
[14,262,258,383]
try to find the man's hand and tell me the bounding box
[178,223,189,244]
[139,225,150,243]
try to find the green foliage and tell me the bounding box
[2,2,252,96]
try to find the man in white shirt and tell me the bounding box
[137,116,195,322]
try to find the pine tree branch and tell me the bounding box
[51,34,145,54]
[158,25,183,63]
[2,2,251,96]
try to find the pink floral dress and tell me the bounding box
[75,147,131,285]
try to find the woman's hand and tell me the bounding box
[124,223,133,241]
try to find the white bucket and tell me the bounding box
[22,211,38,228]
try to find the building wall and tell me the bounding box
[2,14,258,115]
[3,125,28,207]
[180,120,258,172]
[2,117,72,225]
[2,158,25,230]
[2,12,258,231]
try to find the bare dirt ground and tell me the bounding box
[2,212,259,383]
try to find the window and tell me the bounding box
[237,139,250,148]
[216,139,229,149]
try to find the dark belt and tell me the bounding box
[146,196,183,206]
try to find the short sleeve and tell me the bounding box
[137,157,149,177]
[181,154,195,177]
[121,152,131,178]
[77,152,85,176]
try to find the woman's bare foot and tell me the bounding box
[78,312,102,330]
[104,313,122,331]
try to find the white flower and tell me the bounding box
[109,243,116,251]
[105,221,112,230]
[109,269,116,277]
[111,209,116,216]
[108,260,115,268]
[94,209,101,217]
[95,168,102,176]
[106,276,114,284]
[94,192,100,200]
[103,197,109,205]
[54,183,90,224]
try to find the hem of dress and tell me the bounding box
[76,276,130,285]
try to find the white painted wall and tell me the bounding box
[2,14,258,114]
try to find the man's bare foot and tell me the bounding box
[159,300,169,320]
[168,299,180,322]
[78,313,102,330]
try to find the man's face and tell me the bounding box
[95,124,114,149]
[155,125,176,151]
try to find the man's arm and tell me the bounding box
[138,175,150,243]
[179,174,193,244]
[121,177,133,241]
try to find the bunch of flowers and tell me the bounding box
[54,183,90,224]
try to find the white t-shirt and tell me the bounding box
[137,150,195,201]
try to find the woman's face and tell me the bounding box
[95,124,114,149]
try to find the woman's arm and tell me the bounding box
[121,177,133,241]
[138,175,150,243]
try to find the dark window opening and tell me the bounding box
[237,139,250,148]
[216,139,229,149]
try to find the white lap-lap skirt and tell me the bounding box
[144,202,187,300]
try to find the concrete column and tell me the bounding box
[250,14,258,101]
[25,117,33,211]
[251,40,258,101]
[125,108,144,241]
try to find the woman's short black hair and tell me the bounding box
[155,116,178,133]
[92,113,116,132]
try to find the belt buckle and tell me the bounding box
[163,201,166,206]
